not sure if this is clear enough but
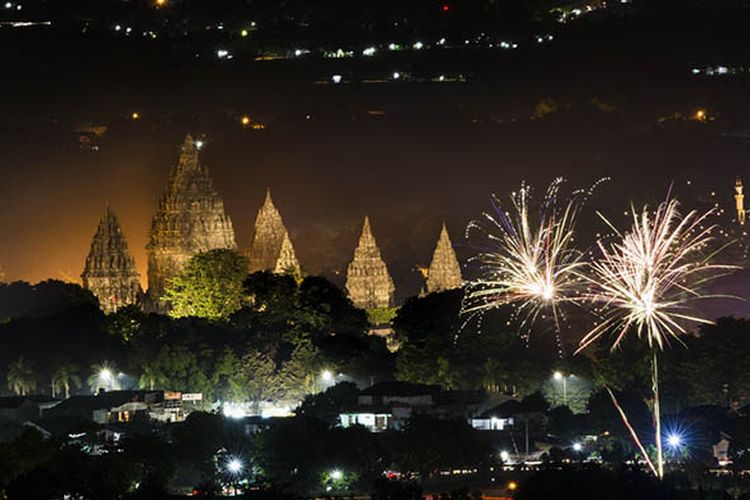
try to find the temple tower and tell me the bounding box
[425,223,463,294]
[345,217,395,309]
[82,205,142,313]
[247,189,300,275]
[146,135,236,306]
[736,177,746,226]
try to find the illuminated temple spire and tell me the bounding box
[736,177,746,226]
[82,205,142,313]
[247,188,301,275]
[146,134,236,307]
[425,223,463,294]
[345,216,395,309]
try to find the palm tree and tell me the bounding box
[7,356,36,396]
[52,362,81,399]
[87,361,120,393]
[138,365,159,391]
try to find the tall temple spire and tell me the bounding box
[736,177,746,226]
[146,134,236,307]
[247,188,301,275]
[425,223,463,294]
[345,216,395,309]
[82,205,142,313]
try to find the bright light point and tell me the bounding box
[413,41,424,50]
[500,450,510,462]
[553,371,563,381]
[241,116,251,126]
[217,49,229,59]
[321,369,334,382]
[572,442,583,452]
[227,458,243,473]
[131,112,140,120]
[508,481,518,491]
[362,47,376,56]
[195,140,204,150]
[294,49,303,56]
[4,2,11,8]
[442,4,450,11]
[100,369,112,381]
[392,72,401,79]
[332,74,342,84]
[330,469,343,480]
[155,0,167,6]
[241,29,249,37]
[114,24,121,31]
[667,433,682,448]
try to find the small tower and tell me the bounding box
[425,223,463,294]
[345,217,395,309]
[247,188,301,275]
[736,177,746,226]
[82,205,142,313]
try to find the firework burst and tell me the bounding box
[577,197,734,354]
[462,177,606,341]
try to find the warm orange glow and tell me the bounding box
[131,112,140,121]
[694,109,706,121]
[508,480,518,491]
[155,0,167,7]
[241,115,251,126]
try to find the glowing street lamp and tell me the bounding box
[330,469,343,480]
[321,369,334,383]
[572,442,583,452]
[227,458,243,474]
[667,433,682,449]
[553,371,568,406]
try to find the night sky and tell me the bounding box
[3,0,750,302]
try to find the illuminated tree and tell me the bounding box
[164,249,248,321]
[7,356,36,396]
[51,362,81,399]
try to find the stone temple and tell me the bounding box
[82,205,142,313]
[345,216,395,309]
[146,135,236,306]
[247,189,300,275]
[425,223,463,294]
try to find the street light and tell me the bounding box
[227,458,243,474]
[321,369,334,383]
[330,469,343,480]
[572,442,583,452]
[553,371,567,406]
[667,433,682,449]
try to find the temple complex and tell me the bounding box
[345,217,395,309]
[425,223,463,294]
[146,135,236,307]
[81,205,142,313]
[247,189,300,275]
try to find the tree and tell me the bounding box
[242,349,282,413]
[7,356,36,396]
[164,249,248,321]
[51,362,81,399]
[212,348,247,402]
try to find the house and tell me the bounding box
[471,398,546,432]
[340,381,440,431]
[0,396,60,422]
[340,382,487,432]
[43,390,193,424]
